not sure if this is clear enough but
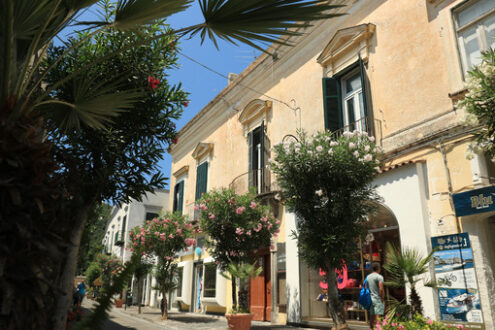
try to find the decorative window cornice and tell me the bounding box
[192,142,214,161]
[317,23,376,69]
[239,99,272,126]
[238,99,272,136]
[173,165,189,178]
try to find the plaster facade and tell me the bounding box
[103,189,170,308]
[169,0,495,328]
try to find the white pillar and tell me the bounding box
[285,211,301,323]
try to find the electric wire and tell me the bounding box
[177,50,297,111]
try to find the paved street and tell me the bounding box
[82,300,326,330]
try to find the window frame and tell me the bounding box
[453,0,495,75]
[340,69,364,130]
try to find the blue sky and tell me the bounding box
[63,3,261,189]
[160,4,261,186]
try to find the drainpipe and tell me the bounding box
[437,140,463,234]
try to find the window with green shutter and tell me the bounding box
[323,58,372,134]
[121,215,127,240]
[173,180,184,214]
[195,162,208,201]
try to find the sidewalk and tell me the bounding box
[113,304,311,329]
[84,299,369,330]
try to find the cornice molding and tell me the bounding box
[317,23,376,68]
[173,165,189,178]
[192,142,214,161]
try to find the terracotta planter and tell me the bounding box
[225,313,253,330]
[115,299,123,308]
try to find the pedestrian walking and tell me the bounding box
[367,262,385,329]
[77,280,86,307]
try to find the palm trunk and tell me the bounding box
[325,269,347,329]
[409,286,423,317]
[161,289,168,320]
[52,203,92,330]
[231,276,237,312]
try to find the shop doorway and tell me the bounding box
[300,203,404,324]
[191,262,203,312]
[250,249,271,321]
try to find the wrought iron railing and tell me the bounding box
[330,116,382,145]
[185,203,200,222]
[229,168,271,195]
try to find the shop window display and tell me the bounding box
[300,204,404,324]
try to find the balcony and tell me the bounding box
[114,232,125,246]
[229,168,277,196]
[330,116,382,145]
[185,203,200,222]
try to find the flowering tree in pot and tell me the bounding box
[271,130,381,330]
[129,212,195,319]
[196,189,280,323]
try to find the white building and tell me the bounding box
[103,189,169,308]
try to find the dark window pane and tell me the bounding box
[176,267,183,297]
[203,263,216,298]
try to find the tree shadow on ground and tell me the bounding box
[167,315,220,323]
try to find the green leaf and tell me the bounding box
[38,76,143,131]
[186,0,345,53]
[114,0,193,30]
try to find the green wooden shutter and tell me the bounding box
[114,231,119,245]
[173,181,184,214]
[177,181,184,214]
[195,162,208,201]
[322,77,342,132]
[260,122,271,193]
[359,56,374,135]
[121,215,127,240]
[248,131,254,188]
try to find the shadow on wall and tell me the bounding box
[286,286,300,324]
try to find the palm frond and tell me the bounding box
[114,0,193,30]
[38,76,142,131]
[185,0,345,53]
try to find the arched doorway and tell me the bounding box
[300,203,404,325]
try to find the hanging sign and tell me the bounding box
[452,185,495,217]
[431,233,484,329]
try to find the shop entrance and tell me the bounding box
[191,262,203,312]
[250,249,271,321]
[301,203,404,324]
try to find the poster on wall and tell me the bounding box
[431,233,484,329]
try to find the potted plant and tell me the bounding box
[196,189,280,330]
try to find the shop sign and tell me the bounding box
[452,185,495,217]
[431,233,484,329]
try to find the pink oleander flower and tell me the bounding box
[133,242,137,246]
[194,205,199,211]
[246,230,252,236]
[261,216,268,222]
[147,76,159,90]
[426,319,433,325]
[315,189,323,196]
[235,227,244,235]
[209,213,215,219]
[275,219,281,225]
[154,231,160,236]
[398,325,405,330]
[250,201,257,209]
[176,228,182,234]
[236,206,245,214]
[174,221,178,226]
[349,142,356,149]
[200,203,207,211]
[164,218,170,223]
[169,234,174,239]
[353,150,359,158]
[364,154,373,162]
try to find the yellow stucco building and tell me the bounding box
[169,0,495,328]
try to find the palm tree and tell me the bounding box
[383,242,436,318]
[1,1,343,329]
